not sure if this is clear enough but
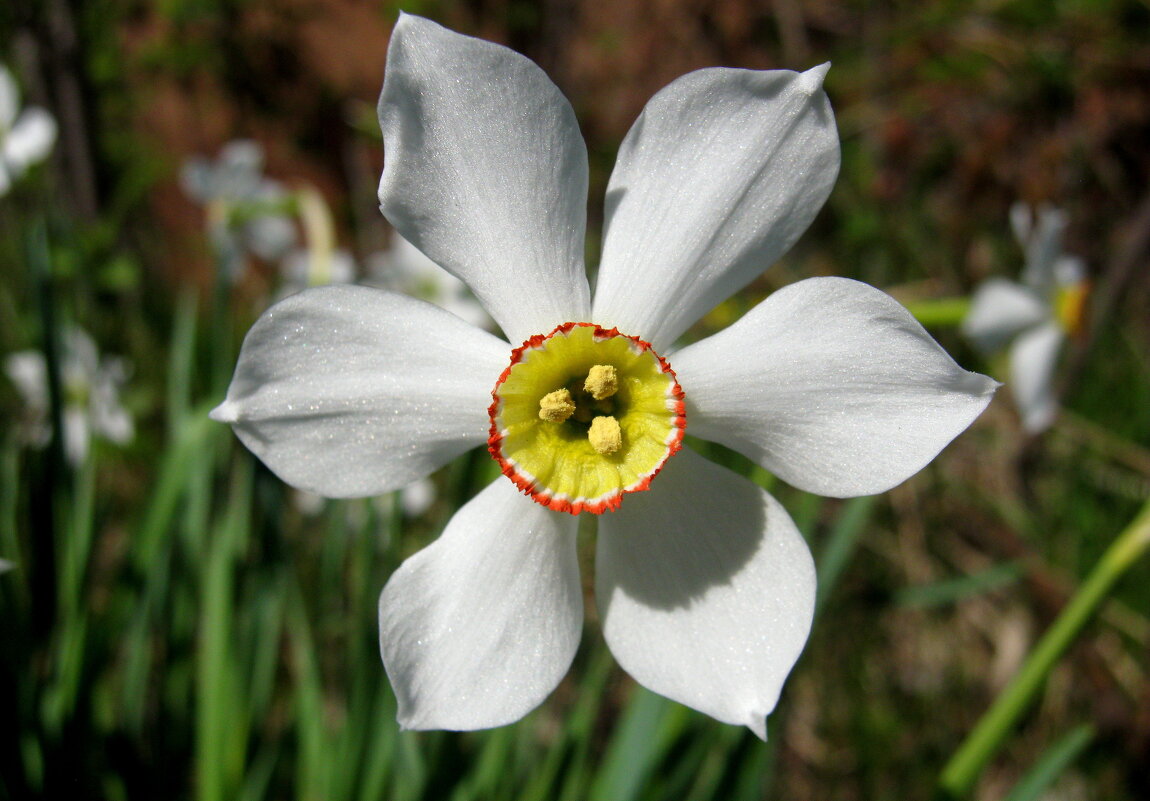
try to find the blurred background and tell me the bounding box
[2,1,1149,799]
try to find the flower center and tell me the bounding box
[488,322,686,515]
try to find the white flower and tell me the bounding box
[366,233,493,330]
[5,328,133,465]
[963,203,1087,433]
[181,139,297,271]
[212,15,996,736]
[0,64,57,196]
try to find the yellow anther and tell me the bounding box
[539,389,576,423]
[588,415,622,455]
[584,364,618,400]
[1055,283,1088,336]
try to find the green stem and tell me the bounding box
[937,498,1150,798]
[902,297,971,329]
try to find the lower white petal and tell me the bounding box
[674,277,998,497]
[379,478,583,730]
[962,278,1049,352]
[596,448,815,739]
[1009,321,1063,433]
[212,285,509,497]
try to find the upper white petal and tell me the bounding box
[1009,321,1063,433]
[962,278,1050,352]
[592,64,840,351]
[4,107,57,170]
[5,350,48,409]
[212,285,510,497]
[0,65,19,129]
[1021,205,1068,293]
[597,448,815,739]
[377,14,590,345]
[674,277,998,497]
[379,478,582,730]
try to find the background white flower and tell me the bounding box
[366,232,492,330]
[5,328,134,465]
[963,203,1087,433]
[213,15,996,737]
[0,64,57,196]
[278,247,357,295]
[181,139,298,273]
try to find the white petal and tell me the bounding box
[1009,201,1032,246]
[63,406,90,466]
[0,65,18,129]
[1009,321,1063,433]
[1054,255,1085,287]
[962,278,1050,352]
[379,478,582,730]
[5,351,48,409]
[4,107,57,170]
[212,285,510,497]
[596,448,815,738]
[674,277,998,497]
[1021,205,1067,293]
[367,234,494,330]
[179,156,214,202]
[400,477,436,517]
[219,139,265,177]
[591,64,840,351]
[245,213,297,261]
[377,14,590,345]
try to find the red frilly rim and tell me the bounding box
[487,322,687,515]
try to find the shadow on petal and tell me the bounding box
[598,447,767,610]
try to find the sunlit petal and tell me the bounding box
[378,14,590,345]
[380,478,582,730]
[592,64,839,351]
[675,278,997,497]
[212,285,509,496]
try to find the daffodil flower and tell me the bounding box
[0,64,57,196]
[212,15,996,736]
[5,328,133,465]
[963,203,1087,433]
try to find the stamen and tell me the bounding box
[588,415,622,455]
[488,321,686,515]
[584,364,618,400]
[539,389,576,422]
